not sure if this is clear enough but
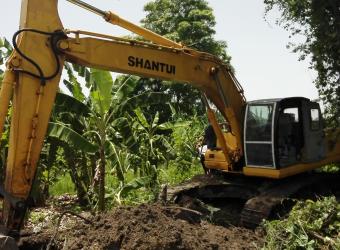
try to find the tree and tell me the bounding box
[142,0,230,63]
[141,0,232,116]
[264,0,340,128]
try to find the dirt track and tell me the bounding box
[19,203,263,250]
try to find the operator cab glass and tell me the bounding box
[244,97,326,169]
[244,102,276,167]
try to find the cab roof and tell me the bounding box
[247,97,310,105]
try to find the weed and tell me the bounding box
[50,174,76,196]
[263,196,340,250]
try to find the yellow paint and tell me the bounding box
[105,11,183,49]
[205,160,228,170]
[5,0,65,197]
[206,109,232,166]
[244,148,340,179]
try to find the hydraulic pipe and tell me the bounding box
[66,0,106,16]
[0,70,15,139]
[66,0,183,48]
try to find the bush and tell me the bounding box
[318,164,340,173]
[263,196,340,250]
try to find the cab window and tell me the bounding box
[246,104,273,142]
[310,108,320,130]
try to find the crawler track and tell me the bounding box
[164,172,340,228]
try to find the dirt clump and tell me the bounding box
[20,203,263,250]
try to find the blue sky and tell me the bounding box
[1,0,318,102]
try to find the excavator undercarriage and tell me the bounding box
[164,171,340,228]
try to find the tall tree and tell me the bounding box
[140,0,232,116]
[264,0,340,128]
[142,0,231,63]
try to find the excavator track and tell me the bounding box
[241,172,340,227]
[164,172,340,228]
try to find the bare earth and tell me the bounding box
[19,203,263,250]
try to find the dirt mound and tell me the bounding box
[20,204,263,250]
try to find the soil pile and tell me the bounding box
[19,204,263,250]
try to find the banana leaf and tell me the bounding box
[47,122,98,153]
[54,93,90,116]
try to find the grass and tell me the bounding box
[159,160,203,185]
[103,160,203,207]
[48,158,203,209]
[49,173,76,196]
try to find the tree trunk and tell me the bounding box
[98,145,106,211]
[64,147,89,206]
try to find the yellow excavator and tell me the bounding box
[0,0,339,243]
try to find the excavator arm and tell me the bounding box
[0,0,245,234]
[61,30,246,159]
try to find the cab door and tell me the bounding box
[301,101,326,162]
[244,103,276,168]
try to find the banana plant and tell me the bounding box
[51,64,170,210]
[130,108,173,189]
[34,92,96,205]
[87,71,169,210]
[49,68,115,210]
[105,175,150,205]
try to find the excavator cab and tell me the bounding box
[244,97,326,170]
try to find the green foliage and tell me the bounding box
[29,211,47,224]
[0,37,12,65]
[318,164,340,173]
[47,122,98,153]
[159,162,202,185]
[54,93,90,116]
[130,108,172,186]
[141,0,232,117]
[0,38,12,179]
[51,66,174,210]
[264,0,340,128]
[142,0,231,64]
[263,196,340,250]
[64,63,86,102]
[106,175,152,206]
[169,114,207,170]
[49,174,76,196]
[90,69,114,115]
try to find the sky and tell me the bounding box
[0,0,318,102]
